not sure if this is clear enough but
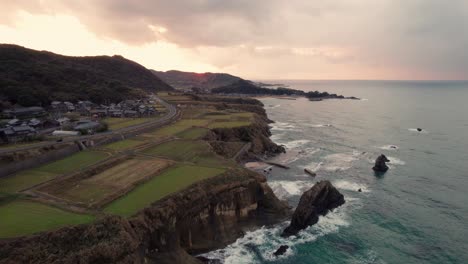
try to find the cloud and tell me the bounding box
[1,0,467,79]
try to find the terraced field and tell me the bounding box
[0,200,94,238]
[37,157,172,206]
[0,151,109,193]
[103,117,154,130]
[104,165,226,216]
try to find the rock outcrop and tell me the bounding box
[273,245,289,257]
[372,154,390,172]
[0,169,290,264]
[281,181,345,237]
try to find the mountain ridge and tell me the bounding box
[0,44,173,106]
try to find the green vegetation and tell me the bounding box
[208,121,251,128]
[38,151,109,174]
[103,118,153,130]
[0,151,108,193]
[176,127,208,139]
[151,119,209,136]
[0,44,172,106]
[142,140,208,161]
[0,200,94,238]
[104,165,225,216]
[104,139,144,151]
[0,170,57,193]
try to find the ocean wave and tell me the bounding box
[201,203,352,263]
[408,128,429,134]
[320,152,360,172]
[269,180,314,199]
[333,180,370,193]
[379,145,399,150]
[282,139,312,149]
[386,156,406,165]
[266,104,281,109]
[308,124,333,128]
[271,122,297,131]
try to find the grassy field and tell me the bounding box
[103,139,144,151]
[104,165,225,216]
[0,151,109,193]
[0,200,94,238]
[39,158,172,205]
[176,127,209,140]
[103,118,153,130]
[142,140,209,161]
[38,151,109,174]
[151,119,210,136]
[207,121,252,129]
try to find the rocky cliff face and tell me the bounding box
[0,169,290,264]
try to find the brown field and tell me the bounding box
[37,157,173,207]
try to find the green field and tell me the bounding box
[103,118,153,130]
[0,151,109,193]
[104,165,225,216]
[176,127,209,139]
[142,140,209,161]
[38,151,109,174]
[208,121,251,129]
[0,200,94,238]
[151,119,210,136]
[103,139,144,151]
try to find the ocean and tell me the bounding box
[203,80,468,263]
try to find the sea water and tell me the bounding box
[203,80,468,263]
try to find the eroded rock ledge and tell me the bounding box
[0,170,290,264]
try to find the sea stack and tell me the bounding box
[281,181,345,237]
[417,128,422,132]
[373,154,390,172]
[273,245,289,257]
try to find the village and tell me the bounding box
[0,98,159,144]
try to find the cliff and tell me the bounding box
[0,169,289,263]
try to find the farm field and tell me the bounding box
[207,121,251,129]
[176,127,209,140]
[103,117,154,130]
[150,119,210,137]
[38,157,172,206]
[103,139,145,151]
[0,200,94,238]
[0,151,109,193]
[104,165,226,216]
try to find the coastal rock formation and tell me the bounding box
[273,245,289,257]
[0,170,290,264]
[372,154,390,172]
[281,181,345,237]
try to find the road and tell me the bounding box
[0,95,179,154]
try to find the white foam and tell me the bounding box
[308,124,333,128]
[282,139,311,149]
[379,145,399,150]
[269,180,314,199]
[305,161,323,173]
[266,104,281,109]
[386,156,406,165]
[271,122,297,131]
[321,152,360,172]
[333,180,370,193]
[408,128,428,134]
[201,202,353,263]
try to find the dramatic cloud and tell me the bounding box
[1,0,467,79]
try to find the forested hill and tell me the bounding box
[0,44,173,106]
[152,70,242,90]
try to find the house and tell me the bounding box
[28,118,43,128]
[0,125,37,143]
[73,120,101,133]
[64,102,75,112]
[109,110,123,117]
[51,101,68,113]
[7,119,20,126]
[90,109,108,117]
[57,117,70,126]
[123,110,138,117]
[2,106,46,119]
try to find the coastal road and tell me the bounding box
[0,95,179,154]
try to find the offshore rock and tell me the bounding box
[273,245,289,257]
[281,181,345,237]
[372,154,390,172]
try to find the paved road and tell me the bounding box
[0,96,179,154]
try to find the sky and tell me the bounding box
[1,0,467,80]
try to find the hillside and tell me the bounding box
[152,70,242,90]
[0,44,173,106]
